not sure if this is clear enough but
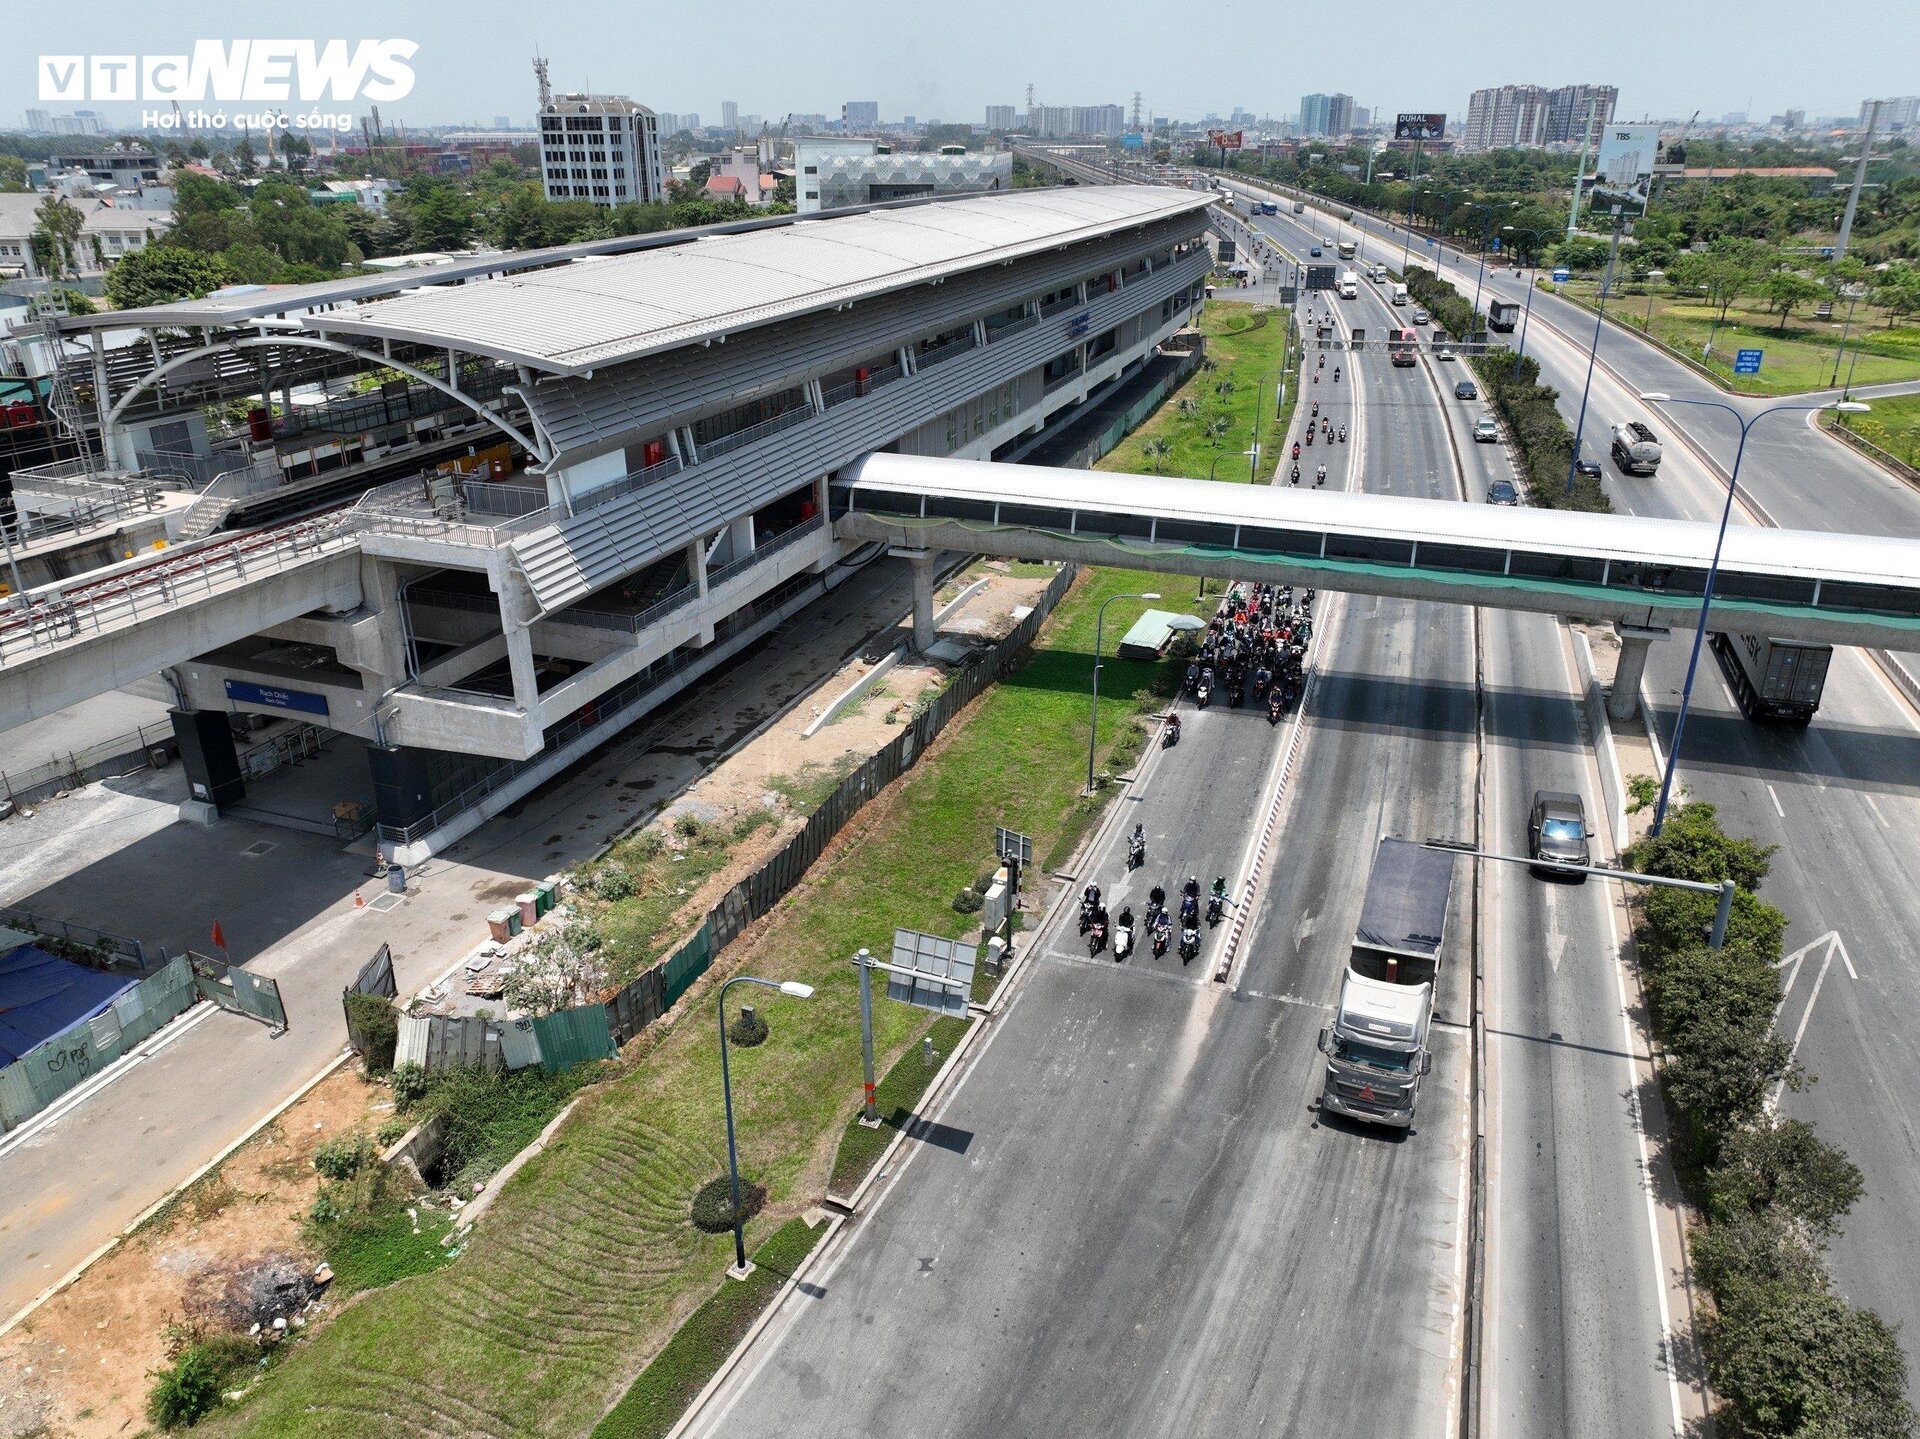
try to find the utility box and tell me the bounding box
[981,880,1009,935]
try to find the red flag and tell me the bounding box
[211,921,227,952]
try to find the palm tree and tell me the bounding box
[1142,437,1173,473]
[1204,418,1231,449]
[1197,356,1218,376]
[1214,379,1237,402]
[1174,397,1201,421]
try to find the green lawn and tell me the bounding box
[1832,390,1920,469]
[1103,301,1294,482]
[1551,281,1920,396]
[209,569,1210,1439]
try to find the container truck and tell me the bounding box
[1317,838,1456,1128]
[1610,421,1662,475]
[1487,299,1521,332]
[1339,270,1358,299]
[1709,633,1832,724]
[1387,327,1419,366]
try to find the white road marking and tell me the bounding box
[1865,794,1891,830]
[1767,783,1786,818]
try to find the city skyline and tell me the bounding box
[3,0,1909,133]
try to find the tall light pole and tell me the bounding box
[717,973,814,1275]
[1834,101,1881,265]
[1502,224,1548,362]
[1565,212,1627,495]
[1251,366,1286,480]
[1636,393,1871,836]
[1464,201,1515,341]
[1088,591,1161,792]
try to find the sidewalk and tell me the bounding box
[0,555,952,1325]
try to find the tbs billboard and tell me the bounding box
[1394,113,1446,141]
[1592,125,1659,215]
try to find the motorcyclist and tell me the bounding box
[1115,905,1135,959]
[1333,366,1342,383]
[1128,823,1146,867]
[1339,423,1347,442]
[1291,440,1301,460]
[1165,712,1182,744]
[1290,465,1301,485]
[1148,883,1166,920]
[1316,464,1327,486]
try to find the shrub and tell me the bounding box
[312,1129,376,1181]
[343,991,398,1073]
[146,1337,256,1429]
[951,888,984,915]
[727,1007,769,1047]
[375,1117,409,1148]
[1707,1117,1863,1241]
[591,864,637,901]
[390,1062,428,1112]
[690,1174,764,1234]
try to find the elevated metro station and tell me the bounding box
[1,187,1216,857]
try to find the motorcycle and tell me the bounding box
[1333,368,1342,383]
[1311,401,1320,418]
[1078,886,1100,935]
[1127,829,1146,869]
[1088,918,1108,957]
[1163,713,1181,747]
[1316,465,1327,487]
[1305,427,1315,446]
[1115,918,1134,961]
[1289,465,1301,486]
[1268,692,1285,724]
[1151,919,1171,959]
[1339,424,1347,442]
[1183,661,1200,697]
[1196,677,1212,708]
[1179,925,1201,963]
[1207,894,1224,926]
[1291,441,1301,460]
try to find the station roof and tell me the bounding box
[310,186,1207,375]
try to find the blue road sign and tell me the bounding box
[1819,246,1836,258]
[1490,236,1501,252]
[1552,267,1571,282]
[1734,348,1764,375]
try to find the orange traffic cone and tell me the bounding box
[354,891,366,908]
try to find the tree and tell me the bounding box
[1757,269,1825,332]
[103,246,232,309]
[405,184,475,250]
[1871,265,1920,327]
[1142,437,1173,473]
[1204,417,1231,448]
[501,933,606,1017]
[1707,1116,1863,1241]
[0,155,26,193]
[188,137,210,159]
[234,135,257,175]
[248,181,350,269]
[1668,238,1769,326]
[1549,235,1609,273]
[29,195,86,280]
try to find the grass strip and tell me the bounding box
[590,1217,829,1439]
[829,1014,974,1196]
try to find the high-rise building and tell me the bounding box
[1074,104,1126,138]
[682,113,700,133]
[538,92,666,208]
[1865,96,1920,132]
[1299,93,1354,136]
[843,100,880,130]
[657,112,681,136]
[721,100,739,133]
[1463,84,1552,151]
[1781,109,1806,130]
[985,104,1018,131]
[23,109,52,133]
[1352,105,1371,131]
[1545,84,1617,147]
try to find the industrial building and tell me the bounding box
[794,139,1010,214]
[2,187,1213,860]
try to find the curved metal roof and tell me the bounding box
[309,187,1210,375]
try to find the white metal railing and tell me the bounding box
[821,363,906,409]
[693,403,816,461]
[568,453,683,512]
[704,514,826,589]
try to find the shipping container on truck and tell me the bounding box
[1487,300,1521,331]
[1316,838,1457,1129]
[1709,633,1832,724]
[1387,327,1419,366]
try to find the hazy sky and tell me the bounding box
[5,0,1909,131]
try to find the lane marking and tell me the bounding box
[1865,794,1891,830]
[1773,940,1838,1110]
[1767,783,1786,818]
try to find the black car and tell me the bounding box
[1487,479,1520,506]
[1455,379,1478,400]
[1528,790,1593,877]
[1574,455,1603,478]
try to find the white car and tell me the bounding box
[1412,308,1430,325]
[1472,416,1501,443]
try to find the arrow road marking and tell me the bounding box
[1769,931,1855,1110]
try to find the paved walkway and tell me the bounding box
[0,556,933,1324]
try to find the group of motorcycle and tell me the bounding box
[1287,396,1346,487]
[1181,582,1314,724]
[1080,848,1229,965]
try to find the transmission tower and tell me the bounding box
[532,52,553,109]
[1131,92,1143,131]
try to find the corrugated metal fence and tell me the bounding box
[385,563,1077,1079]
[341,943,398,1056]
[0,955,198,1131]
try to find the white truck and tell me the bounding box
[1390,282,1409,306]
[1317,838,1457,1129]
[1610,421,1663,475]
[1339,270,1358,299]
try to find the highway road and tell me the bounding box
[1276,180,1920,1391]
[694,193,1684,1437]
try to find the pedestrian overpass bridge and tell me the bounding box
[838,453,1920,716]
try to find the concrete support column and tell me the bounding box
[1608,623,1668,723]
[725,513,755,567]
[909,551,938,653]
[171,708,244,821]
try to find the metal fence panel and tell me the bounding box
[0,1062,36,1131]
[395,1013,431,1069]
[227,968,289,1030]
[607,966,666,1045]
[498,1017,543,1070]
[530,1004,614,1072]
[348,944,397,999]
[661,923,714,1009]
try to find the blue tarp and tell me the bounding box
[0,944,136,1067]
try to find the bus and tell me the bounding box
[1387,328,1419,367]
[1337,240,1357,260]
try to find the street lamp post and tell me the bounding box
[1250,366,1287,480]
[1564,213,1627,495]
[717,974,814,1275]
[1642,268,1665,335]
[1088,591,1161,792]
[1636,393,1871,836]
[1502,225,1548,363]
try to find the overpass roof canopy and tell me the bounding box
[55,187,1208,378]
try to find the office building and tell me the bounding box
[721,100,739,133]
[46,146,164,188]
[23,109,52,133]
[1865,97,1920,132]
[22,188,1211,861]
[1299,93,1354,137]
[794,138,1011,213]
[985,105,1019,132]
[538,92,666,207]
[843,100,881,130]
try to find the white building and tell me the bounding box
[321,179,395,213]
[794,139,1010,214]
[538,94,666,207]
[985,105,1019,132]
[0,194,173,280]
[706,147,777,208]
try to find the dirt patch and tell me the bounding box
[0,1066,387,1439]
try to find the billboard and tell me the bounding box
[1591,124,1660,216]
[1394,113,1447,141]
[1207,129,1244,151]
